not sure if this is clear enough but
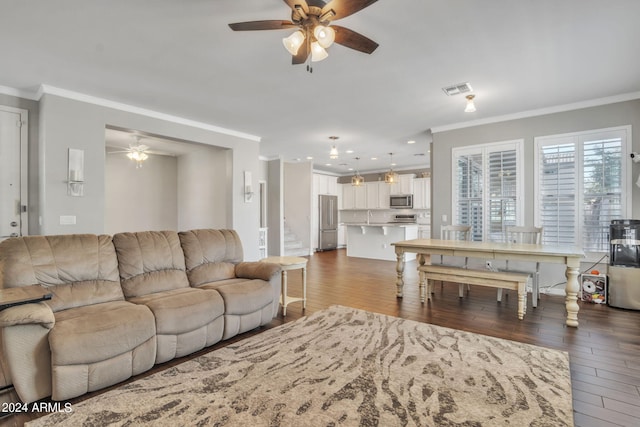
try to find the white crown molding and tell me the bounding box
[0,85,40,100]
[35,84,261,142]
[431,91,640,134]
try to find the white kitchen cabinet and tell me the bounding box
[389,174,415,195]
[365,182,379,209]
[354,184,366,209]
[342,183,365,209]
[377,182,390,209]
[341,184,355,209]
[413,177,431,209]
[314,173,337,195]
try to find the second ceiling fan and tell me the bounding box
[229,0,379,70]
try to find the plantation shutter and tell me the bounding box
[453,141,522,242]
[535,127,629,253]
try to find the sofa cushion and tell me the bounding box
[0,235,123,312]
[113,231,190,298]
[178,229,244,285]
[128,287,225,363]
[204,279,273,315]
[128,288,224,335]
[50,300,156,365]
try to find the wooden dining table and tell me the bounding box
[392,238,585,327]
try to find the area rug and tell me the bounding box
[27,305,573,426]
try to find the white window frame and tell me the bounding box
[452,140,524,242]
[534,125,632,257]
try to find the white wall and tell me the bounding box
[105,152,178,233]
[177,147,228,230]
[284,162,312,255]
[37,93,263,260]
[267,159,284,256]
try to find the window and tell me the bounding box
[535,126,631,253]
[453,141,523,241]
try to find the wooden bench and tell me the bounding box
[418,264,530,320]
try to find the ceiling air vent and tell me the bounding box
[442,82,473,96]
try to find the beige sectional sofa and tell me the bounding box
[0,229,281,404]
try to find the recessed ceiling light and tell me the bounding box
[348,167,354,171]
[325,163,332,166]
[346,149,354,154]
[407,140,415,144]
[371,157,377,160]
[306,156,313,160]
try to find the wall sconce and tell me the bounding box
[244,171,254,203]
[67,148,84,197]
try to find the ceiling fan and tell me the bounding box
[229,0,379,71]
[107,136,152,168]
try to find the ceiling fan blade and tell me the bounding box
[228,20,298,31]
[283,0,309,14]
[292,40,309,64]
[332,25,378,54]
[321,0,378,21]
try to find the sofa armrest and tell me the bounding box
[235,262,281,281]
[0,302,55,329]
[0,302,54,403]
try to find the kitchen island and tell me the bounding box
[345,223,418,261]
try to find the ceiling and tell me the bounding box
[2,0,640,174]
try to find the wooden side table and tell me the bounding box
[0,285,52,311]
[260,256,307,316]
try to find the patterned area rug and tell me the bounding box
[27,305,573,426]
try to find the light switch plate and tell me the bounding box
[60,215,76,225]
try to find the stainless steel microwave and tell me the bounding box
[390,194,413,209]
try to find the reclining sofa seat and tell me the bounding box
[0,234,156,402]
[112,230,225,364]
[178,229,281,339]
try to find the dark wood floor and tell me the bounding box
[3,249,640,426]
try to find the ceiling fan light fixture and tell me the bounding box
[311,41,329,62]
[329,145,339,159]
[282,30,306,55]
[314,25,335,48]
[464,94,476,113]
[127,150,149,168]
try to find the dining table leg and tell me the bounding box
[417,253,431,303]
[395,249,405,297]
[565,260,581,327]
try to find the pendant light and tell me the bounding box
[384,152,399,184]
[351,157,364,186]
[329,136,339,159]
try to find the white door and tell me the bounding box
[0,106,28,240]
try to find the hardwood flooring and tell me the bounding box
[3,249,640,426]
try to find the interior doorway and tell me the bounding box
[0,105,28,240]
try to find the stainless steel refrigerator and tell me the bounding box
[318,195,338,251]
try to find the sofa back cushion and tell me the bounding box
[178,229,244,287]
[0,234,123,312]
[113,231,189,298]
